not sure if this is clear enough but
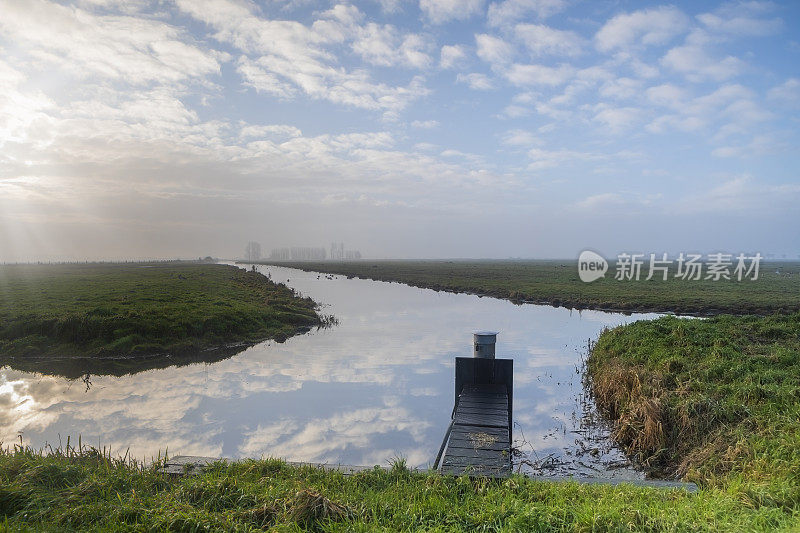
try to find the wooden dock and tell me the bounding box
[441,383,512,477]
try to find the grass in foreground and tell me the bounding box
[254,260,800,315]
[1,446,798,531]
[0,262,321,362]
[588,312,800,511]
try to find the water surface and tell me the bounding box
[0,264,658,477]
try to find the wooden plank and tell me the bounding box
[457,398,508,408]
[456,406,509,417]
[444,447,511,460]
[456,403,507,412]
[458,398,508,407]
[441,464,509,477]
[442,459,509,475]
[461,388,507,396]
[458,393,507,402]
[462,383,507,394]
[453,412,509,428]
[442,456,508,469]
[459,396,507,403]
[447,437,509,451]
[450,424,508,438]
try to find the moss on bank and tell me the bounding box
[587,312,800,512]
[0,262,321,361]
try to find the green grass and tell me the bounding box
[0,262,322,364]
[587,312,800,514]
[253,260,800,315]
[0,445,798,531]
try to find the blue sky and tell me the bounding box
[0,0,798,260]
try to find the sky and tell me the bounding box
[0,0,798,261]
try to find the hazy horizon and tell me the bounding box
[1,0,799,262]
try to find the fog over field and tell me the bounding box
[0,0,798,261]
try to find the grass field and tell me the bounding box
[252,260,800,315]
[0,262,322,365]
[0,445,797,531]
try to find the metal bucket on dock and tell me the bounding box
[473,331,498,359]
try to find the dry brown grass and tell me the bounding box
[236,502,278,528]
[589,359,670,468]
[286,488,351,526]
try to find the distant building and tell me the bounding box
[330,242,361,260]
[330,242,344,260]
[244,241,261,262]
[267,243,360,261]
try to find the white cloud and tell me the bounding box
[661,36,745,81]
[595,6,689,52]
[237,54,430,115]
[501,129,540,146]
[440,44,467,69]
[768,78,800,108]
[413,142,438,151]
[645,83,687,108]
[502,104,530,118]
[475,34,515,65]
[487,0,566,27]
[420,0,485,24]
[0,0,223,85]
[352,24,433,69]
[574,192,625,210]
[505,63,574,87]
[410,119,439,128]
[176,0,429,114]
[0,60,55,146]
[236,57,296,99]
[697,3,783,37]
[646,114,705,134]
[456,72,494,90]
[690,84,754,111]
[239,124,302,139]
[721,99,772,123]
[645,83,766,135]
[574,191,661,211]
[723,134,785,158]
[515,23,583,57]
[598,77,642,100]
[526,147,602,170]
[676,174,800,213]
[592,105,641,134]
[370,0,403,14]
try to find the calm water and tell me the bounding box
[0,264,659,477]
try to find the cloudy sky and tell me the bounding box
[1,0,798,261]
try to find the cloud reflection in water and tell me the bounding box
[0,264,658,477]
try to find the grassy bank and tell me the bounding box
[0,262,322,362]
[1,446,798,531]
[587,312,800,510]
[253,260,800,315]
